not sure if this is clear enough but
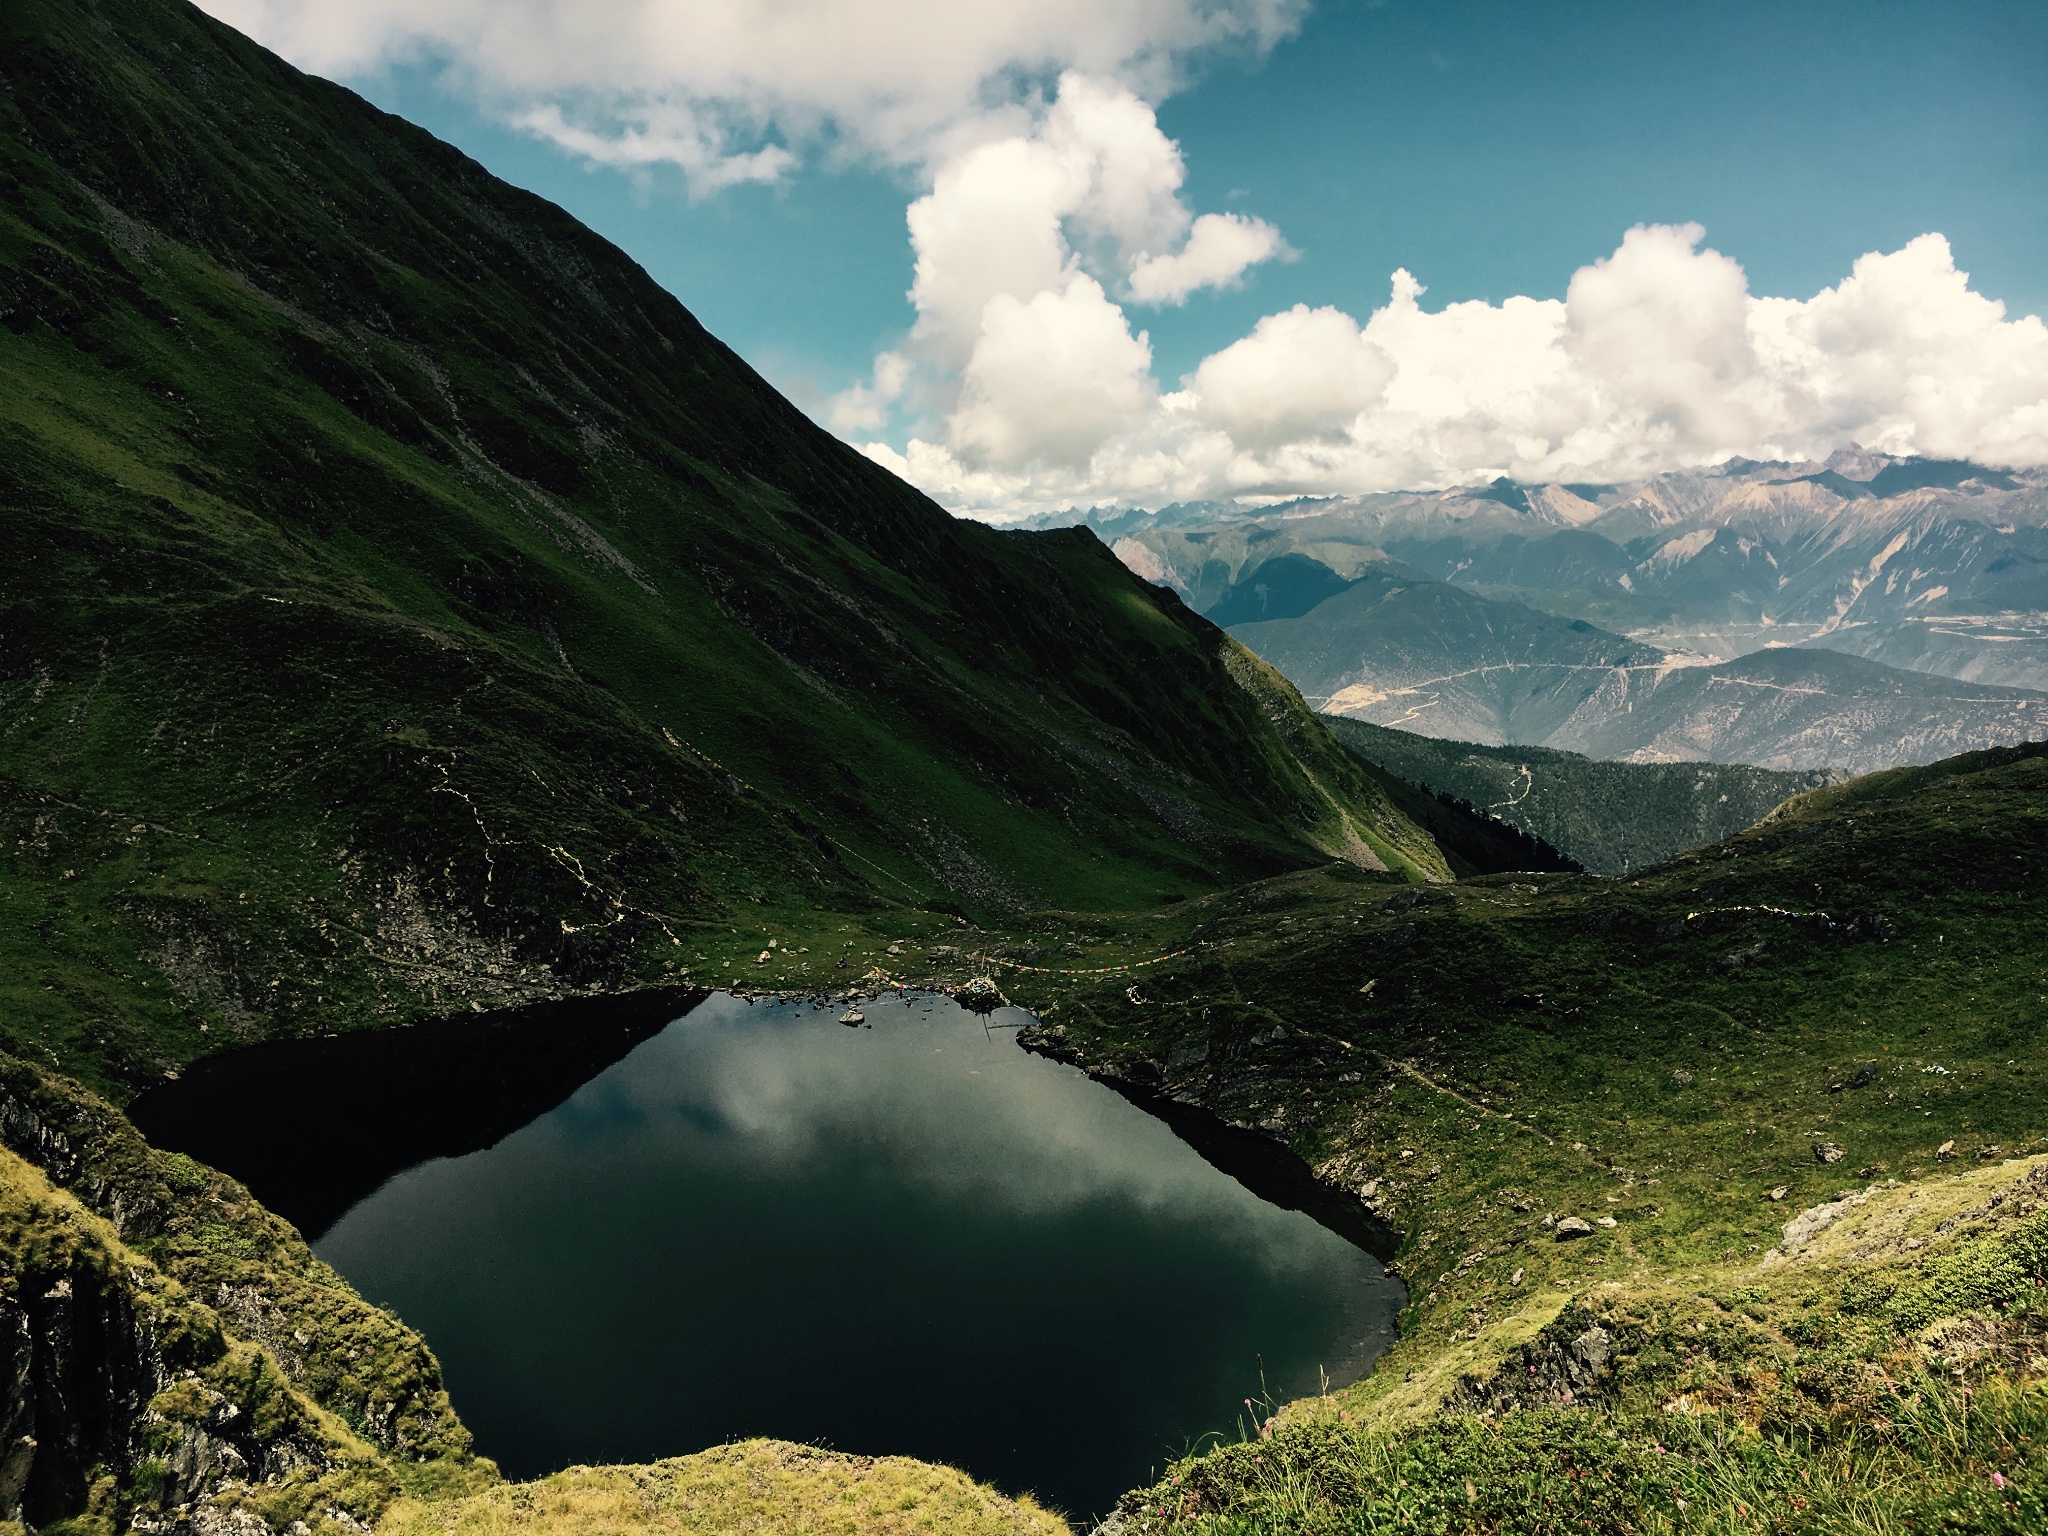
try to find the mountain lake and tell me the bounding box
[131,991,1403,1523]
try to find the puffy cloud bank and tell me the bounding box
[830,73,1291,470]
[197,0,1303,186]
[198,1,2048,517]
[861,213,2048,518]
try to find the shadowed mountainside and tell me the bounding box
[1321,715,1844,872]
[0,0,1442,1097]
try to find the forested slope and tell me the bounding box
[1323,715,1842,872]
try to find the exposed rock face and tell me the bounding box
[0,1056,482,1533]
[0,1251,158,1526]
[1774,1188,1871,1256]
[952,976,1005,1014]
[0,1156,363,1536]
[1448,1311,1619,1414]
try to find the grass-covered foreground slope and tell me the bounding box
[0,0,1436,1097]
[989,743,2048,1532]
[1323,715,1844,873]
[1104,1164,2048,1533]
[381,1441,1067,1536]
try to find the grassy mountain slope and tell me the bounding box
[1322,715,1842,873]
[1337,749,1579,879]
[1225,567,1661,744]
[0,0,1434,1096]
[993,743,2048,1530]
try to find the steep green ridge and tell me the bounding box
[993,743,2048,1530]
[0,0,1432,1096]
[1322,715,1843,873]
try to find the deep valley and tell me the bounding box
[3,2,2046,1535]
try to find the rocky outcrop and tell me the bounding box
[0,1055,487,1533]
[0,1247,159,1527]
[0,1057,471,1464]
[1446,1309,1621,1415]
[0,1150,378,1536]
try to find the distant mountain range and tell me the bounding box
[1320,716,1841,873]
[1221,564,1662,745]
[1072,458,2048,772]
[1218,563,2048,773]
[1075,451,2048,692]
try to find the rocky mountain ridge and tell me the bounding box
[1080,451,2048,691]
[1212,564,2048,773]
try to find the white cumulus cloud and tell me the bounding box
[836,72,1291,471]
[1752,234,2048,466]
[196,0,1305,187]
[1128,212,1291,304]
[897,75,1290,365]
[1193,304,1392,448]
[826,350,914,435]
[510,102,794,189]
[948,277,1157,468]
[866,225,2048,519]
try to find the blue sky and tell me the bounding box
[215,0,2048,512]
[331,1,2043,398]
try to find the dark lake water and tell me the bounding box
[134,991,1401,1523]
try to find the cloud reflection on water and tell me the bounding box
[547,993,1335,1273]
[316,990,1398,1518]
